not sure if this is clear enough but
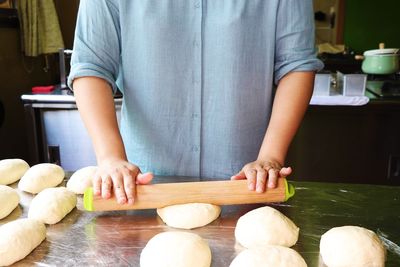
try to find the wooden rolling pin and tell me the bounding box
[83,178,295,211]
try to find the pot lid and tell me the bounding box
[364,48,399,56]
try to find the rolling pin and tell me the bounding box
[83,178,295,211]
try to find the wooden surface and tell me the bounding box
[88,178,288,211]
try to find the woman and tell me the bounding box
[69,0,323,205]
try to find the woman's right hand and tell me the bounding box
[93,158,153,205]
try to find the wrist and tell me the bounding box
[97,151,127,165]
[93,138,127,165]
[257,153,285,167]
[257,139,287,166]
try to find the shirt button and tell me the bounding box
[192,146,200,152]
[191,113,199,119]
[193,40,200,47]
[194,2,200,8]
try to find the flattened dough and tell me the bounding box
[0,218,46,266]
[19,163,64,194]
[66,166,97,194]
[140,231,211,267]
[28,187,77,224]
[229,246,307,267]
[157,203,221,229]
[0,158,29,185]
[320,226,386,267]
[235,206,299,248]
[0,185,20,219]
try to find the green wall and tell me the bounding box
[344,0,400,53]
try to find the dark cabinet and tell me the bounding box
[287,100,400,185]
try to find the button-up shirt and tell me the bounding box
[68,0,323,179]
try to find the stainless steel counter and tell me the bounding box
[21,87,123,106]
[2,179,400,267]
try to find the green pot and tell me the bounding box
[362,49,399,75]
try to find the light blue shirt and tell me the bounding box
[69,0,323,179]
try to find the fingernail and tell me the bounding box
[128,199,134,205]
[256,186,263,193]
[248,183,254,190]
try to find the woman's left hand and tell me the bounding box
[231,160,292,193]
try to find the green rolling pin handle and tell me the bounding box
[284,179,296,201]
[84,187,94,212]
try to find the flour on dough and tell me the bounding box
[229,245,307,267]
[66,166,97,194]
[0,218,46,266]
[0,158,29,185]
[28,187,77,224]
[18,163,65,194]
[235,206,299,248]
[157,203,221,229]
[320,226,386,267]
[0,185,20,219]
[140,231,212,267]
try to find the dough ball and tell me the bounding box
[0,158,29,185]
[140,231,211,267]
[0,185,20,219]
[157,203,221,229]
[28,187,77,224]
[0,218,46,266]
[320,226,386,267]
[66,166,97,194]
[235,206,299,248]
[230,245,307,267]
[18,163,65,194]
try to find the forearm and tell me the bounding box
[258,71,315,165]
[73,77,126,163]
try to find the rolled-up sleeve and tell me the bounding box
[68,0,121,92]
[274,0,324,85]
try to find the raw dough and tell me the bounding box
[0,185,20,219]
[18,163,65,194]
[229,245,307,267]
[0,218,46,266]
[320,226,386,267]
[140,231,212,267]
[66,166,97,194]
[0,158,29,185]
[28,187,77,224]
[235,206,299,248]
[157,203,221,229]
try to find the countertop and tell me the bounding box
[20,86,400,107]
[2,178,400,267]
[21,88,123,107]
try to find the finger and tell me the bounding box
[255,168,267,193]
[279,167,292,177]
[111,173,127,204]
[267,168,279,188]
[122,170,135,205]
[136,172,154,185]
[245,169,257,191]
[101,175,112,199]
[231,170,246,180]
[93,174,102,196]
